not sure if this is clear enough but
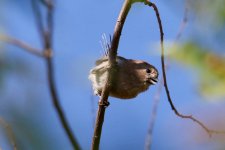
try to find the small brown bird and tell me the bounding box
[89,55,158,99]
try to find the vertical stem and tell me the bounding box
[45,56,81,150]
[36,0,81,149]
[91,104,107,150]
[91,0,133,150]
[145,83,162,150]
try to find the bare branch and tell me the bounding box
[44,0,54,49]
[145,2,189,149]
[145,82,163,150]
[174,0,189,42]
[31,0,45,43]
[0,117,17,150]
[144,0,225,137]
[0,35,45,57]
[2,0,80,149]
[32,1,81,149]
[91,0,133,149]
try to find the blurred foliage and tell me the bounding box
[189,0,225,28]
[166,0,225,100]
[7,106,56,150]
[0,50,60,149]
[170,42,225,99]
[0,49,30,89]
[0,52,9,86]
[188,0,225,51]
[0,43,56,149]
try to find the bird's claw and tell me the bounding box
[98,100,110,107]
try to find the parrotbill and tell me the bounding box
[89,54,159,99]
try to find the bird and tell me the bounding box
[88,55,158,99]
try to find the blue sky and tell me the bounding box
[0,0,225,150]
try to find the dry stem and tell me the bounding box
[145,2,189,149]
[32,1,81,149]
[144,0,225,137]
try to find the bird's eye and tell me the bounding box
[146,68,151,73]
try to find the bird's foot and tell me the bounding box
[98,100,110,108]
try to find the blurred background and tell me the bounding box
[0,0,225,150]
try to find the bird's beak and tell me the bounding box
[151,78,158,85]
[148,78,158,85]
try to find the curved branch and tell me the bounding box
[144,0,225,137]
[145,2,189,149]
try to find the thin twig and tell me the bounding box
[174,0,189,42]
[31,0,45,44]
[145,82,163,150]
[0,118,17,150]
[0,35,44,57]
[144,0,225,137]
[145,2,189,149]
[32,0,81,149]
[91,0,133,150]
[1,0,81,149]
